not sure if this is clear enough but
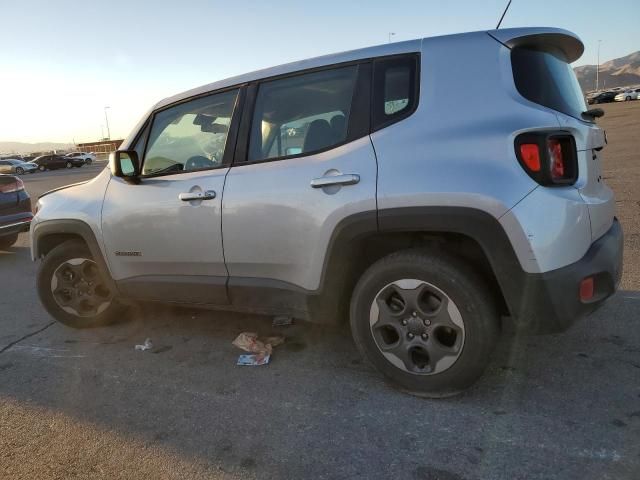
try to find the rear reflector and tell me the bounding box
[0,177,24,193]
[580,277,594,301]
[519,144,541,172]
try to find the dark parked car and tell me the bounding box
[587,91,617,104]
[0,174,32,249]
[30,154,85,171]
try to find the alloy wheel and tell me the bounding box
[369,279,465,375]
[50,258,113,317]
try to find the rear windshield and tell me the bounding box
[511,47,588,120]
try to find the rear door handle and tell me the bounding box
[310,174,360,188]
[179,190,216,201]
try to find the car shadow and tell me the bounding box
[0,291,638,479]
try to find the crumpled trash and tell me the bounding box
[272,315,294,327]
[237,354,270,366]
[134,338,153,351]
[232,332,284,366]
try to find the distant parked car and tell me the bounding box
[614,89,640,102]
[587,91,617,104]
[65,152,96,165]
[0,159,38,175]
[0,174,32,249]
[30,155,85,171]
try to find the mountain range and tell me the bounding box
[0,141,73,155]
[574,50,640,92]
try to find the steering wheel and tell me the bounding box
[184,155,214,171]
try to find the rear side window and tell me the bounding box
[248,66,358,162]
[372,55,419,131]
[511,47,587,120]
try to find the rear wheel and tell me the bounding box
[85,159,92,165]
[15,167,24,175]
[350,249,499,397]
[66,161,73,168]
[0,234,19,250]
[38,165,46,171]
[37,240,123,328]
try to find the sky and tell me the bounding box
[1,0,639,144]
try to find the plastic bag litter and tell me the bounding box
[134,338,153,351]
[232,332,284,365]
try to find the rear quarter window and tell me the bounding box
[511,47,587,121]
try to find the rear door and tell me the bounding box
[101,88,242,304]
[222,63,377,302]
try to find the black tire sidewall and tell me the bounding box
[37,240,121,328]
[350,251,498,396]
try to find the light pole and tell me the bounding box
[388,32,396,44]
[596,40,602,91]
[101,125,105,140]
[104,106,111,140]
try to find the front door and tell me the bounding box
[101,88,240,304]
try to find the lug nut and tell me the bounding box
[421,333,428,340]
[401,319,408,326]
[424,319,431,326]
[408,333,415,339]
[412,311,417,317]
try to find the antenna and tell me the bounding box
[496,0,512,29]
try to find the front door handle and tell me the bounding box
[310,174,360,188]
[179,190,216,201]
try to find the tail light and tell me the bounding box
[0,177,24,193]
[515,132,578,186]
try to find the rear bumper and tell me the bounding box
[513,218,623,333]
[0,214,33,237]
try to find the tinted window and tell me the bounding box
[372,55,419,131]
[511,47,587,120]
[143,89,238,175]
[248,66,358,162]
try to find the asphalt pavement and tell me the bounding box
[1,105,639,480]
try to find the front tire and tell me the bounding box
[38,165,46,171]
[37,240,123,328]
[15,167,24,175]
[66,161,73,168]
[350,249,499,397]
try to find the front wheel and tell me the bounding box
[15,167,24,175]
[37,240,123,328]
[38,165,46,171]
[66,161,73,168]
[350,250,499,397]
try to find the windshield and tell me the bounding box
[511,46,588,120]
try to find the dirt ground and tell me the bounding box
[597,100,640,289]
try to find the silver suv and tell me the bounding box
[32,27,623,397]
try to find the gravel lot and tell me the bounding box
[1,103,639,479]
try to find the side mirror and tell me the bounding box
[110,150,140,183]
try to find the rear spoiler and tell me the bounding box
[487,27,584,63]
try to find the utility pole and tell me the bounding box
[596,40,602,91]
[388,32,396,43]
[104,106,111,140]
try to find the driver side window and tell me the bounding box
[142,89,238,176]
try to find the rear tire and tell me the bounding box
[37,240,123,328]
[0,234,19,250]
[626,96,631,101]
[38,165,46,171]
[350,249,499,397]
